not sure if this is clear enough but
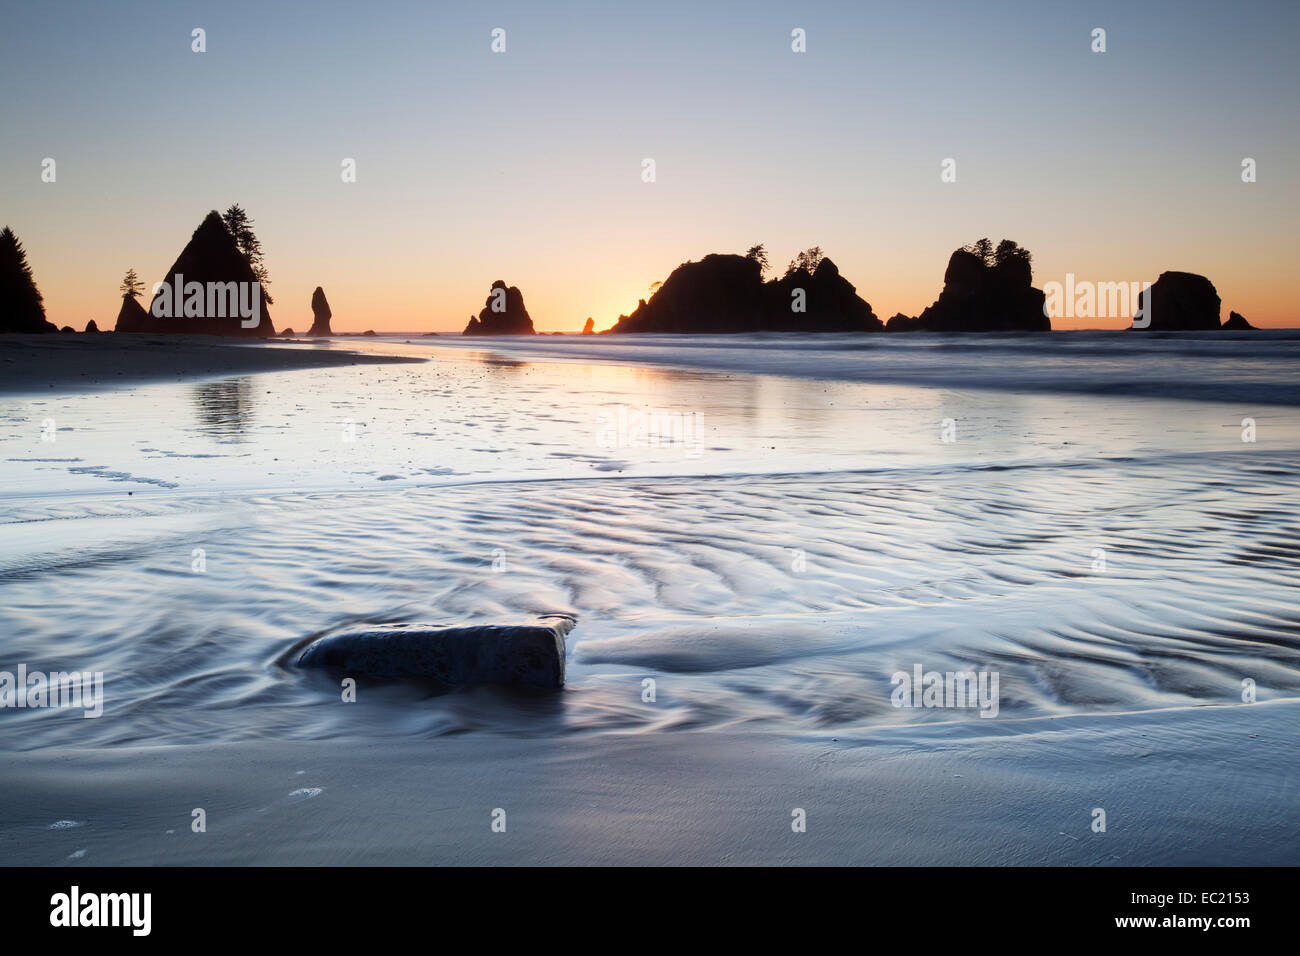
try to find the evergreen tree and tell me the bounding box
[0,226,51,332]
[784,246,825,278]
[120,267,144,299]
[221,204,274,305]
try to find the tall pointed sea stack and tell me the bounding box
[463,280,535,335]
[117,211,273,335]
[308,286,333,335]
[0,226,56,333]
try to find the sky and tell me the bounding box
[2,0,1297,332]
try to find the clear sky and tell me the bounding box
[2,0,1297,332]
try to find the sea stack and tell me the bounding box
[581,317,595,334]
[1222,310,1256,330]
[463,280,535,335]
[0,226,56,333]
[114,295,149,333]
[308,286,333,335]
[1130,272,1220,331]
[117,211,273,335]
[607,251,880,333]
[887,240,1049,332]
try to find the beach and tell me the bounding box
[1,333,1297,865]
[0,333,422,395]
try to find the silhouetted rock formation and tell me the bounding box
[1222,310,1256,330]
[889,241,1049,332]
[308,286,333,335]
[463,281,535,335]
[581,317,595,334]
[59,325,74,333]
[1131,272,1220,331]
[767,258,883,331]
[607,253,880,333]
[0,226,55,333]
[116,211,273,335]
[114,296,149,333]
[281,328,296,336]
[84,319,100,333]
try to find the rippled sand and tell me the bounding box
[1,334,1296,863]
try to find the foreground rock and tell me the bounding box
[0,226,56,333]
[117,211,273,335]
[308,286,332,335]
[889,241,1049,332]
[607,252,880,333]
[1221,310,1256,330]
[463,281,535,335]
[1130,271,1220,331]
[297,616,575,688]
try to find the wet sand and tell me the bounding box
[0,334,423,394]
[2,700,1294,866]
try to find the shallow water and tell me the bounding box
[1,335,1297,749]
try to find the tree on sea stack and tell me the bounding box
[784,246,825,278]
[0,226,55,333]
[120,267,145,300]
[120,210,274,335]
[222,204,273,305]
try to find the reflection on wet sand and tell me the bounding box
[190,378,255,440]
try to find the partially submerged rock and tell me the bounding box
[297,615,575,689]
[1222,310,1256,330]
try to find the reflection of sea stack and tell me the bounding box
[463,280,535,335]
[1130,272,1221,331]
[0,226,56,333]
[308,286,333,336]
[117,211,273,335]
[887,240,1049,332]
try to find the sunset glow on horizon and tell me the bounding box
[3,0,1297,333]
